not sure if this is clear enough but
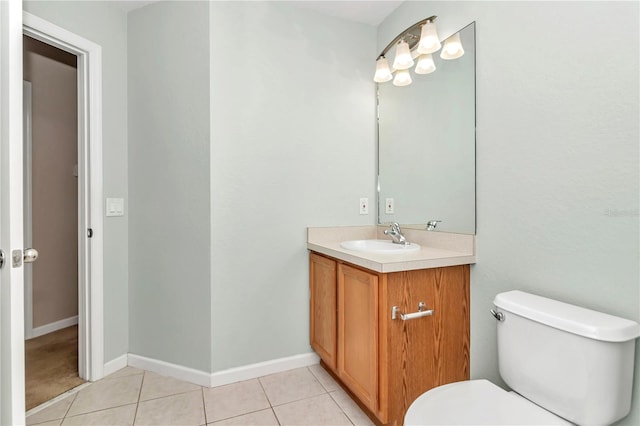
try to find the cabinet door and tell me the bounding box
[337,263,378,413]
[309,253,337,370]
[381,265,470,424]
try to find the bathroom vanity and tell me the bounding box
[308,226,475,426]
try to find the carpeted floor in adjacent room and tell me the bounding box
[25,325,85,410]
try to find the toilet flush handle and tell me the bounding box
[490,309,505,321]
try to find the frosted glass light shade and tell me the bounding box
[392,40,414,70]
[417,21,441,54]
[440,32,464,60]
[393,69,412,86]
[373,57,393,83]
[415,54,436,74]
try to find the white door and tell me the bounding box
[0,0,26,424]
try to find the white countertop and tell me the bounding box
[307,226,476,273]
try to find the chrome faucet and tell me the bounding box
[384,222,407,245]
[426,220,441,231]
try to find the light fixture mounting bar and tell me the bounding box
[376,16,437,60]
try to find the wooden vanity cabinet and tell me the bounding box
[309,252,470,426]
[337,263,379,413]
[309,252,337,370]
[378,266,470,424]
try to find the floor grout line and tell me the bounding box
[61,391,78,422]
[131,370,145,425]
[137,387,204,404]
[200,387,208,425]
[257,375,274,408]
[271,406,282,426]
[61,403,139,421]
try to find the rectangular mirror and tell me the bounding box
[377,22,476,234]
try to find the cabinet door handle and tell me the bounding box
[392,302,433,320]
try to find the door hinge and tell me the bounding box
[87,228,93,238]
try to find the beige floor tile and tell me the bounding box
[27,394,75,425]
[273,394,352,426]
[105,366,145,379]
[307,364,340,392]
[209,409,279,426]
[134,389,205,426]
[203,379,270,422]
[27,420,61,426]
[140,371,202,401]
[62,404,136,426]
[259,368,326,406]
[330,388,374,426]
[66,374,143,417]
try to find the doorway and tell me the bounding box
[22,10,106,410]
[23,35,84,410]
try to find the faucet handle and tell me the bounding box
[385,222,407,244]
[426,220,441,231]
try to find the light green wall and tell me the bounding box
[209,1,376,371]
[128,1,211,372]
[22,0,376,375]
[22,7,637,424]
[22,1,129,363]
[379,2,640,424]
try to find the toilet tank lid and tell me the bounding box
[494,290,640,342]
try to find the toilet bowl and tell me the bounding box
[404,379,569,425]
[404,290,640,426]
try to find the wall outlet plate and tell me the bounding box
[359,198,368,215]
[385,198,394,214]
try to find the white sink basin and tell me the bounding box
[340,239,420,254]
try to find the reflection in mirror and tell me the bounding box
[377,22,476,234]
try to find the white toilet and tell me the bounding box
[405,290,640,425]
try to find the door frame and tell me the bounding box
[22,12,104,382]
[1,0,26,422]
[23,79,33,339]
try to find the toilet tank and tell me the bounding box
[494,290,640,426]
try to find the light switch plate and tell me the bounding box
[106,198,124,217]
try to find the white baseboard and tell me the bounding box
[103,354,128,377]
[128,353,212,387]
[27,315,78,340]
[210,352,320,387]
[120,352,320,389]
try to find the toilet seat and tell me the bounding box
[404,380,571,426]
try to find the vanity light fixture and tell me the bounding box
[415,53,436,74]
[374,57,393,82]
[393,69,412,86]
[392,39,414,70]
[440,32,464,60]
[417,20,441,54]
[374,16,464,86]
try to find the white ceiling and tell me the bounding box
[111,0,157,13]
[112,0,402,26]
[292,1,403,26]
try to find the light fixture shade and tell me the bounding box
[392,40,414,70]
[393,69,412,87]
[373,57,393,83]
[415,54,436,74]
[417,21,441,54]
[440,32,464,60]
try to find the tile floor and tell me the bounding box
[26,365,374,426]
